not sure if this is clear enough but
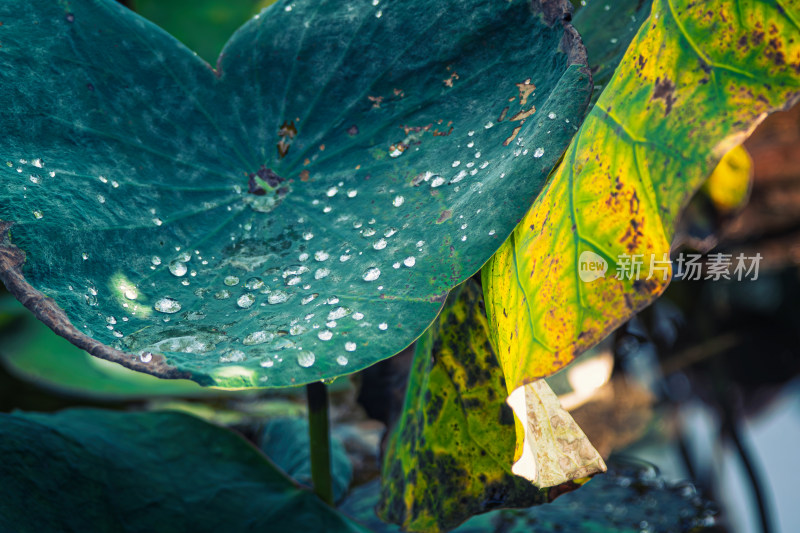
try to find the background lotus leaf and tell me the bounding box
[0,409,368,532]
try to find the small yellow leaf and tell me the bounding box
[702,145,753,213]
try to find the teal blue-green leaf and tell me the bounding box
[261,417,353,502]
[572,0,653,108]
[134,0,275,63]
[0,0,591,388]
[0,409,368,533]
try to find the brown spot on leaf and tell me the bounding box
[516,79,536,105]
[652,77,676,115]
[510,107,536,122]
[368,95,384,108]
[498,107,509,122]
[503,125,523,146]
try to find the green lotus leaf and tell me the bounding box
[0,0,591,388]
[377,280,604,532]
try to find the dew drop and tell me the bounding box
[314,250,330,261]
[489,229,496,236]
[124,288,138,300]
[373,238,387,250]
[318,330,333,341]
[299,252,309,261]
[220,350,246,363]
[326,296,340,304]
[534,147,545,158]
[286,276,302,286]
[403,256,416,267]
[347,189,358,198]
[82,253,89,261]
[352,312,364,320]
[223,275,239,286]
[303,231,314,241]
[393,262,401,269]
[85,294,98,306]
[452,160,461,168]
[484,121,494,129]
[106,316,117,325]
[33,210,43,219]
[290,324,307,336]
[392,195,405,207]
[245,277,264,290]
[336,355,349,366]
[237,293,256,308]
[363,267,381,281]
[339,253,351,262]
[328,306,351,320]
[378,322,388,330]
[152,218,163,226]
[214,290,231,300]
[384,227,398,238]
[260,358,275,368]
[140,352,153,363]
[326,186,338,197]
[169,261,187,277]
[548,112,557,119]
[268,290,289,304]
[431,176,446,188]
[315,267,330,279]
[301,293,318,305]
[154,297,181,314]
[345,341,357,352]
[151,256,162,266]
[243,330,273,345]
[297,351,316,367]
[451,170,467,183]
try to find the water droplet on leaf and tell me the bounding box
[363,267,380,281]
[154,297,181,314]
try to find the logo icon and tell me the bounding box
[578,251,607,282]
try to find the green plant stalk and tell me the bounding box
[306,381,334,505]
